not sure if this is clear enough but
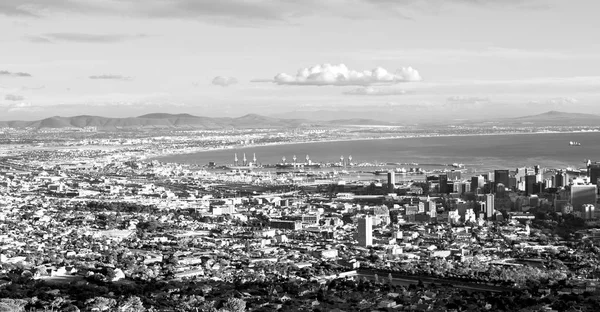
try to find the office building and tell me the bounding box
[494,170,510,192]
[485,193,495,219]
[439,174,449,194]
[583,204,596,220]
[357,216,373,247]
[589,162,600,185]
[554,171,567,188]
[571,185,597,213]
[471,175,485,194]
[525,175,537,196]
[447,170,462,181]
[387,171,395,193]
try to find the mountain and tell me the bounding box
[506,111,600,126]
[0,113,360,130]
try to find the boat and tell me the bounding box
[373,169,389,175]
[394,167,407,174]
[569,141,581,146]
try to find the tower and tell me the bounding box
[571,184,597,213]
[253,153,257,165]
[306,154,310,164]
[588,162,600,185]
[525,175,536,196]
[485,193,495,219]
[387,171,395,193]
[340,155,344,166]
[282,156,286,164]
[357,216,373,247]
[439,174,449,194]
[243,153,247,166]
[348,155,353,166]
[234,153,238,166]
[494,170,510,192]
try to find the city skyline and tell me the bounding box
[1,0,600,120]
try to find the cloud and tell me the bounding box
[212,76,238,87]
[344,86,407,96]
[528,97,578,109]
[89,74,133,81]
[446,96,491,103]
[273,63,421,86]
[0,0,550,23]
[444,96,491,110]
[5,102,38,113]
[4,94,25,101]
[0,70,32,77]
[28,33,148,43]
[0,0,293,21]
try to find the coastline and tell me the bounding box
[148,130,599,161]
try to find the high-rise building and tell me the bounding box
[554,171,567,188]
[525,175,537,196]
[447,170,462,181]
[583,204,596,220]
[589,162,600,185]
[439,174,449,194]
[387,171,395,193]
[508,177,517,190]
[571,185,597,213]
[485,193,495,219]
[494,170,510,192]
[471,176,481,194]
[357,217,373,247]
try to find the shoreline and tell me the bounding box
[149,130,598,161]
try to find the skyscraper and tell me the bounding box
[525,175,537,196]
[387,171,395,193]
[485,193,495,219]
[471,175,485,194]
[494,170,510,192]
[571,185,597,213]
[357,217,373,247]
[588,162,600,185]
[439,174,449,194]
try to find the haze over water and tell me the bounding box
[158,132,600,172]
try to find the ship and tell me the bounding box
[394,167,407,174]
[373,169,389,175]
[569,141,581,146]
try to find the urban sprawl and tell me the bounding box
[0,128,599,312]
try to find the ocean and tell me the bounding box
[155,132,600,173]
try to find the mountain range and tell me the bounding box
[0,113,395,130]
[1,111,599,130]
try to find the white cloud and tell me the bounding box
[446,96,491,103]
[6,102,36,112]
[528,97,578,109]
[344,86,407,96]
[4,94,25,101]
[212,76,238,87]
[273,63,422,86]
[89,74,133,81]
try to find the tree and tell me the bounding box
[0,299,27,312]
[85,297,117,312]
[220,298,246,312]
[118,296,146,312]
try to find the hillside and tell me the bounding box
[0,113,352,130]
[506,111,600,126]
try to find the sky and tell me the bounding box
[1,0,599,122]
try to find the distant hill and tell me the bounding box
[507,110,600,126]
[0,113,388,130]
